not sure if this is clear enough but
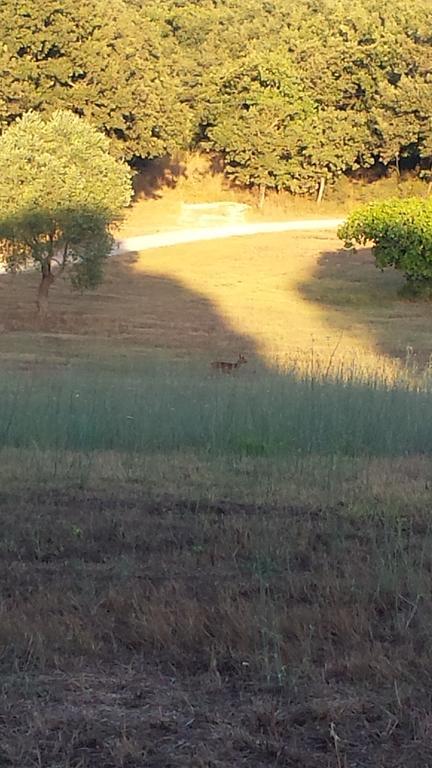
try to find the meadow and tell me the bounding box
[2,202,432,766]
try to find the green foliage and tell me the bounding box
[0,0,193,159]
[205,54,316,194]
[0,111,131,217]
[146,0,432,196]
[0,110,132,309]
[0,0,431,195]
[0,207,113,288]
[339,198,432,295]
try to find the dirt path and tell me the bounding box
[117,218,345,253]
[0,219,345,273]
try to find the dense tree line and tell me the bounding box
[1,0,431,198]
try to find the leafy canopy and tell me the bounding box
[145,0,432,194]
[0,0,193,159]
[338,198,432,295]
[0,110,132,306]
[0,0,431,195]
[205,54,316,194]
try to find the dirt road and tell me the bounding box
[0,219,345,273]
[117,218,345,253]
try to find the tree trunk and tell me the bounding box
[37,263,55,316]
[316,176,326,205]
[395,153,401,179]
[258,183,266,209]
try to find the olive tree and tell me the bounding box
[0,110,132,314]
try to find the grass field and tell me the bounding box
[2,228,432,369]
[2,209,432,766]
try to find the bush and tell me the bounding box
[338,198,432,297]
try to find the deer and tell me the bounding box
[210,354,248,373]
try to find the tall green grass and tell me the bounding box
[1,360,432,457]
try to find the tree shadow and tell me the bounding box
[132,157,187,201]
[209,154,225,175]
[298,245,432,363]
[3,250,432,462]
[0,252,265,371]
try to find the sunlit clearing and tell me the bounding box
[131,231,407,380]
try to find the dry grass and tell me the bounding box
[2,228,432,377]
[1,468,432,767]
[123,155,430,235]
[128,232,432,375]
[2,447,432,507]
[2,187,432,765]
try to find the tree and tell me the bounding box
[286,0,432,178]
[0,0,193,160]
[3,0,430,194]
[0,110,132,314]
[204,53,316,199]
[338,198,432,296]
[151,0,432,199]
[299,109,371,200]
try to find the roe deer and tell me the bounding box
[211,354,248,373]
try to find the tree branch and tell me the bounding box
[58,241,69,275]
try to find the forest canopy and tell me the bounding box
[1,0,431,196]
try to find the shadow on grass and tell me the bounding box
[298,246,432,363]
[2,249,432,458]
[0,251,263,371]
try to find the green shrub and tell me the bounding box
[338,198,432,297]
